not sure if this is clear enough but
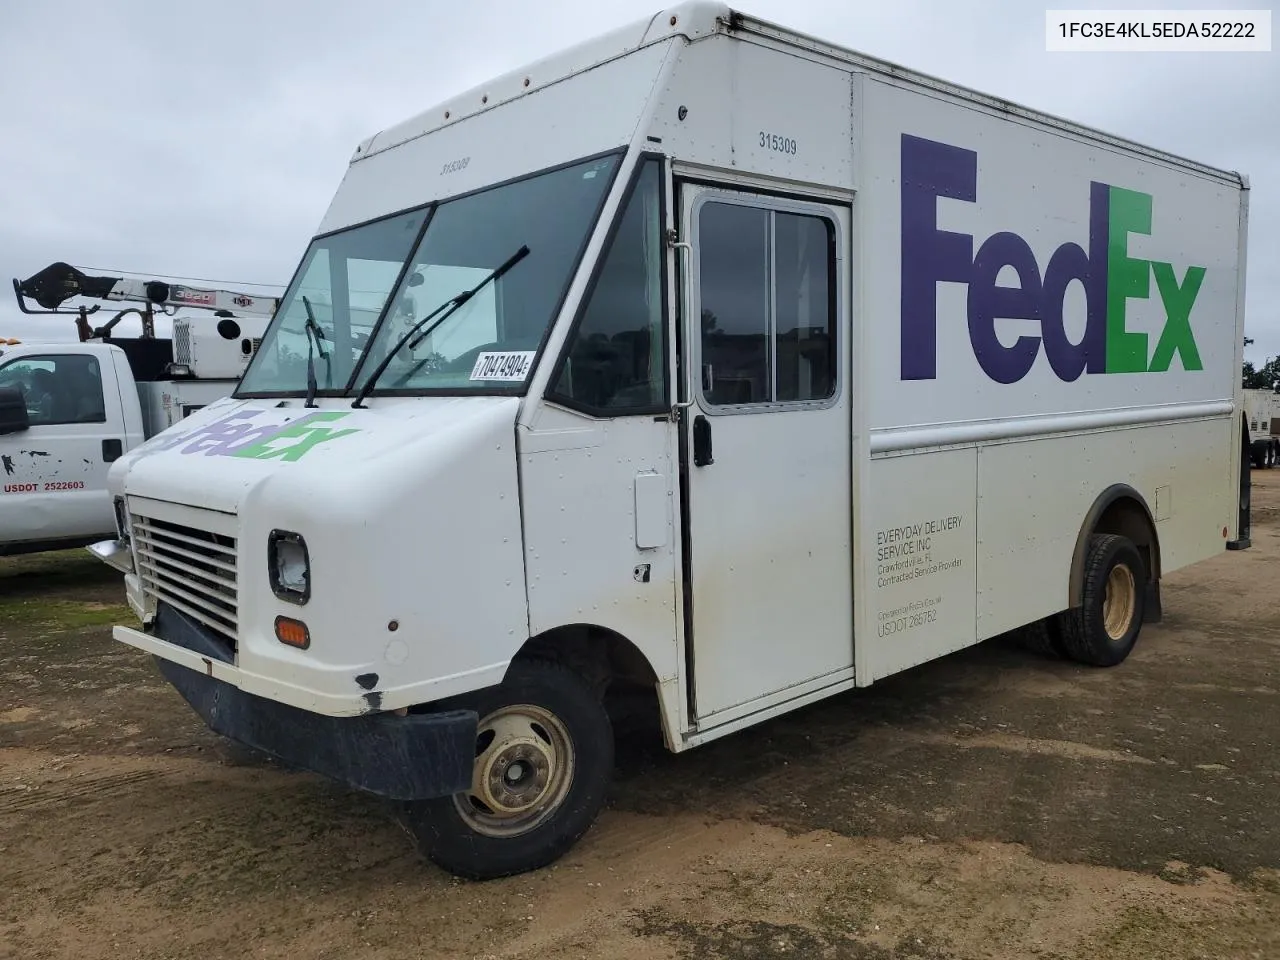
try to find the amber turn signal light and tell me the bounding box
[275,616,310,650]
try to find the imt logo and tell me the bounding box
[900,134,1206,384]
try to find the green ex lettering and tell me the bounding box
[1107,185,1206,375]
[232,412,360,462]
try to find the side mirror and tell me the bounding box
[0,385,30,435]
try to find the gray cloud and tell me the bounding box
[1,0,1274,364]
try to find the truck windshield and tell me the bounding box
[238,208,427,396]
[237,153,620,398]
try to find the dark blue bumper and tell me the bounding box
[150,603,478,801]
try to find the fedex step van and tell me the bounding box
[91,2,1252,880]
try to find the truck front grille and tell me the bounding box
[132,513,239,642]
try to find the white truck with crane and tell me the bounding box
[88,3,1250,881]
[0,261,278,555]
[1243,386,1280,468]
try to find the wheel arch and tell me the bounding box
[1068,484,1161,609]
[507,622,672,746]
[510,622,659,685]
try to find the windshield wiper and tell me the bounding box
[351,244,530,409]
[301,295,330,408]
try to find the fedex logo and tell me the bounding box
[900,134,1206,384]
[145,409,359,461]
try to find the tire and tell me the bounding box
[1055,533,1147,667]
[398,659,614,881]
[1012,617,1063,658]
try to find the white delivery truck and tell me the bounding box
[0,262,276,555]
[1243,386,1280,467]
[90,2,1252,880]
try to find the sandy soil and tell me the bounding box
[3,473,1280,959]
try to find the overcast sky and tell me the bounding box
[0,0,1275,363]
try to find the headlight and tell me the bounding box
[113,496,130,543]
[268,530,310,604]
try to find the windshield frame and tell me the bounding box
[233,147,628,402]
[233,204,432,401]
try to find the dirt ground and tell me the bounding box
[3,476,1280,960]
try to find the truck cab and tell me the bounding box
[0,340,144,555]
[2,260,275,556]
[1242,387,1280,468]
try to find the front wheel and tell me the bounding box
[1055,533,1147,667]
[398,659,614,881]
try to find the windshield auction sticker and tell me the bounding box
[470,351,536,381]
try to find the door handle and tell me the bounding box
[693,415,713,467]
[102,438,122,463]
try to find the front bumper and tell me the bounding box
[87,536,134,575]
[125,603,478,801]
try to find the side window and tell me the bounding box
[0,354,107,426]
[697,201,836,406]
[550,158,666,413]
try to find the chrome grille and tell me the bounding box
[132,513,238,641]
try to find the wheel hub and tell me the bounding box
[1103,563,1136,640]
[477,737,553,815]
[453,703,576,838]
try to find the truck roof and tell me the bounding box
[351,1,1246,188]
[0,339,120,352]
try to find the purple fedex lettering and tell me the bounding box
[145,410,353,459]
[900,134,1109,384]
[142,411,265,453]
[900,135,973,382]
[145,410,281,455]
[182,413,279,455]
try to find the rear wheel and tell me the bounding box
[1055,533,1147,667]
[398,659,614,881]
[1012,617,1064,658]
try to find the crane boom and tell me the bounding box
[15,261,279,318]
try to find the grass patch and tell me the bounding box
[0,549,122,595]
[1080,900,1280,960]
[2,597,131,629]
[0,548,105,577]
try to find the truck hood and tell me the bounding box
[109,394,521,514]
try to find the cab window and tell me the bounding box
[0,354,107,425]
[549,158,667,414]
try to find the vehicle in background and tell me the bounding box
[0,262,277,555]
[1243,386,1280,468]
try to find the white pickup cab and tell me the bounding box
[1,321,264,555]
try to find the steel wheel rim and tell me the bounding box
[1103,563,1136,640]
[453,703,575,838]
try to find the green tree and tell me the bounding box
[1244,356,1280,390]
